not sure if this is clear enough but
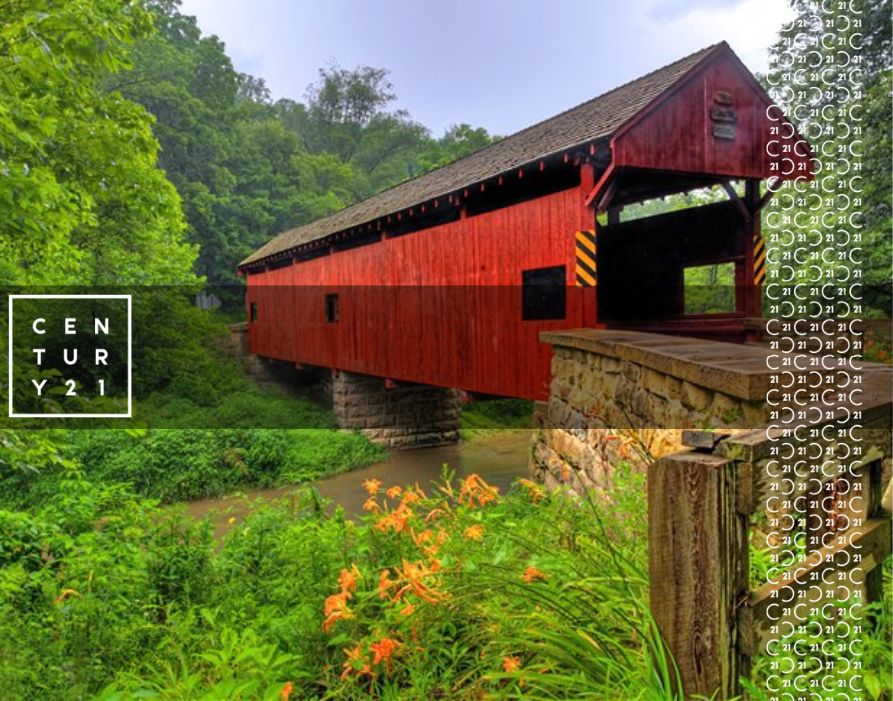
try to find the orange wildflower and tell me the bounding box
[338,565,360,595]
[378,568,395,599]
[363,478,382,495]
[502,656,522,673]
[371,637,401,674]
[363,496,379,512]
[463,524,484,541]
[401,487,423,505]
[279,681,293,700]
[518,478,545,503]
[386,485,403,499]
[522,566,547,583]
[458,474,500,508]
[376,501,412,533]
[393,558,445,604]
[341,645,374,681]
[412,528,434,546]
[323,591,353,631]
[399,601,416,617]
[424,507,444,522]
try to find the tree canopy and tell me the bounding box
[0,0,198,285]
[765,0,891,314]
[114,2,499,284]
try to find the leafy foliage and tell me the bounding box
[0,0,198,286]
[765,0,891,315]
[115,2,498,284]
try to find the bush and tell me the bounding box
[60,428,385,503]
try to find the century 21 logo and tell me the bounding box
[8,294,132,419]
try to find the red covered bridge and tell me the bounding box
[239,42,809,404]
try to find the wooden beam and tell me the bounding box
[755,183,776,212]
[721,180,751,222]
[649,450,749,698]
[583,163,615,209]
[595,178,618,214]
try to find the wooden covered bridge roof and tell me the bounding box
[240,42,734,269]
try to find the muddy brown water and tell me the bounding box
[183,430,532,537]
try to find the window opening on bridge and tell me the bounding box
[683,262,735,315]
[250,302,258,323]
[325,293,340,323]
[522,265,566,321]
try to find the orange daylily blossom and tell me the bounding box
[424,507,445,522]
[338,565,360,595]
[458,474,500,508]
[362,496,379,512]
[376,501,412,533]
[323,591,353,631]
[378,569,395,599]
[463,524,484,541]
[410,527,442,557]
[371,637,401,674]
[412,528,434,546]
[279,681,293,700]
[363,478,382,495]
[518,478,545,503]
[393,558,445,604]
[502,656,522,673]
[323,565,361,631]
[341,645,374,681]
[522,566,547,583]
[385,485,403,499]
[401,487,424,505]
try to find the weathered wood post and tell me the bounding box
[648,449,750,699]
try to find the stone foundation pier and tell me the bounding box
[332,371,461,449]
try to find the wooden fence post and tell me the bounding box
[648,450,749,699]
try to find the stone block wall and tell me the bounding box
[332,371,461,449]
[531,329,772,492]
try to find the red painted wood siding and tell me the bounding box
[246,184,592,400]
[613,52,811,179]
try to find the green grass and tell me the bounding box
[461,398,534,439]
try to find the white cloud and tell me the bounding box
[636,0,795,73]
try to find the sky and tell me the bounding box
[178,0,793,137]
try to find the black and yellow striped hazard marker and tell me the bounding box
[575,229,597,287]
[753,232,766,286]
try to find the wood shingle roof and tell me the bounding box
[241,42,724,267]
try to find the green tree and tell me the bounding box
[765,0,891,314]
[417,123,499,173]
[115,2,497,284]
[0,0,197,285]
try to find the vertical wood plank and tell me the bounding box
[648,451,749,698]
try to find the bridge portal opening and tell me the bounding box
[591,170,761,344]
